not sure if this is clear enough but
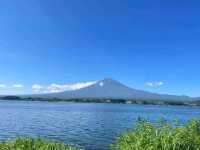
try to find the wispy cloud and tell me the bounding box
[146,81,164,87]
[0,84,6,88]
[32,81,96,93]
[47,82,96,93]
[13,84,24,88]
[32,84,43,93]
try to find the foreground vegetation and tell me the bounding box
[1,119,200,150]
[111,119,200,150]
[0,138,79,150]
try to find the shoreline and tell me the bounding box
[0,96,200,107]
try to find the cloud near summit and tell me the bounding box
[146,81,164,87]
[32,81,96,93]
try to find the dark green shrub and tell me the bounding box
[111,119,200,150]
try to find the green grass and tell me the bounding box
[0,138,80,150]
[111,119,200,150]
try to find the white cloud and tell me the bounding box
[146,81,164,87]
[32,81,96,93]
[146,82,153,87]
[47,81,96,93]
[157,81,164,86]
[32,84,43,93]
[47,84,63,93]
[13,84,24,88]
[0,84,6,88]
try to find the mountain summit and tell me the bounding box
[37,78,191,101]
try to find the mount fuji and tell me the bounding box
[33,78,192,101]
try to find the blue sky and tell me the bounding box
[0,0,200,96]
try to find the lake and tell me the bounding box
[0,100,200,150]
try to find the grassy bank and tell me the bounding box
[111,119,200,150]
[0,138,79,150]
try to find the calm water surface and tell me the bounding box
[0,100,200,150]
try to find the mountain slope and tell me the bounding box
[35,78,191,100]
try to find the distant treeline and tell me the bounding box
[0,96,200,106]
